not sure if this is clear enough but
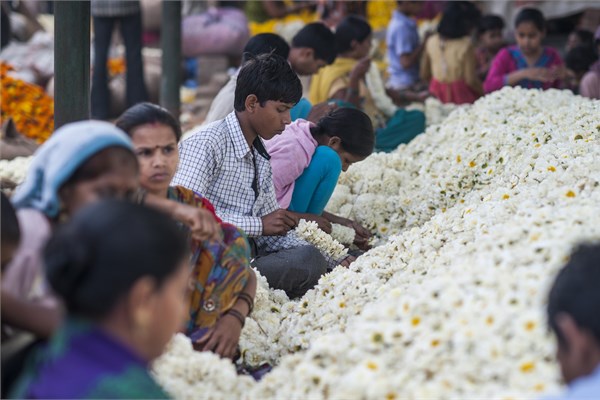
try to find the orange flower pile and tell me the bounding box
[0,62,54,143]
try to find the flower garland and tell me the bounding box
[294,219,348,260]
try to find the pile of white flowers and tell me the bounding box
[153,88,600,399]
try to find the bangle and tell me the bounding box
[225,309,246,328]
[237,293,254,315]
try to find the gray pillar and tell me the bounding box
[54,1,90,129]
[160,1,181,119]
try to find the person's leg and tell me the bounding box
[251,245,327,299]
[91,16,115,119]
[375,109,426,152]
[119,12,148,107]
[289,146,342,215]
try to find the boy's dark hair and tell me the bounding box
[292,22,337,64]
[1,192,20,245]
[311,107,374,158]
[566,45,598,74]
[242,33,290,64]
[478,14,505,35]
[45,200,188,319]
[334,16,372,54]
[570,29,595,49]
[438,1,481,39]
[234,53,302,112]
[116,102,182,142]
[547,243,600,348]
[515,8,545,31]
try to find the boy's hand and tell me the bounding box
[262,209,298,236]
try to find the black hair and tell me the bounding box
[478,14,505,35]
[547,243,600,348]
[570,29,595,49]
[234,53,302,112]
[310,107,374,158]
[566,45,598,74]
[437,1,481,39]
[116,102,182,142]
[45,200,189,319]
[1,192,20,245]
[60,146,138,191]
[514,8,545,31]
[242,33,290,64]
[334,16,372,54]
[291,22,337,64]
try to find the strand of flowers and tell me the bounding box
[330,223,355,245]
[294,219,348,260]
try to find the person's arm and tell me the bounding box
[400,41,426,69]
[420,40,432,83]
[329,59,371,107]
[484,48,513,93]
[196,268,257,359]
[1,291,61,338]
[144,194,220,242]
[322,211,371,250]
[464,44,483,95]
[288,211,332,233]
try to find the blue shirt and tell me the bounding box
[545,365,600,399]
[386,10,420,88]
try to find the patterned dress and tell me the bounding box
[9,319,169,399]
[167,186,252,341]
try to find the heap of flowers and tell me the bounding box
[0,62,54,143]
[153,87,600,399]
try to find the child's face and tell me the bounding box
[481,29,504,52]
[515,21,544,56]
[251,100,294,141]
[329,139,367,172]
[292,48,328,76]
[354,35,373,59]
[60,149,139,216]
[130,123,180,196]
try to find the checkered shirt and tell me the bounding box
[172,112,337,267]
[91,0,140,17]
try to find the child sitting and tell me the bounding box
[421,1,483,104]
[385,1,429,104]
[265,107,373,249]
[476,14,506,81]
[565,28,595,53]
[10,200,189,398]
[484,8,564,93]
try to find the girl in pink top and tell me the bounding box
[484,8,564,93]
[266,107,374,249]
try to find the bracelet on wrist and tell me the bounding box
[237,293,254,315]
[225,308,246,328]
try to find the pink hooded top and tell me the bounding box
[265,119,318,208]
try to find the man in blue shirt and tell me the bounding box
[385,1,429,105]
[546,244,600,399]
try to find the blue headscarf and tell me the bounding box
[12,120,134,218]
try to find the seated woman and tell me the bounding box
[309,15,425,153]
[116,103,256,359]
[265,107,373,249]
[10,200,189,399]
